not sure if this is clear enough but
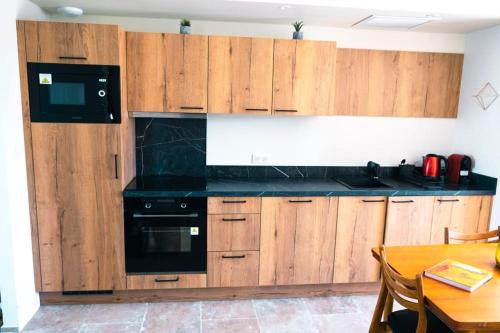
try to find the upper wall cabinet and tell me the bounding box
[335,49,463,118]
[127,32,208,113]
[24,21,119,65]
[273,39,337,116]
[208,36,274,115]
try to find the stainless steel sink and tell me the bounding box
[335,177,392,190]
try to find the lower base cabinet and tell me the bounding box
[208,251,260,287]
[333,197,387,283]
[126,274,207,289]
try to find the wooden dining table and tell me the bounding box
[372,243,500,332]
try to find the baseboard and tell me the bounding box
[40,282,380,305]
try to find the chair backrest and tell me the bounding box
[444,226,500,244]
[377,246,428,333]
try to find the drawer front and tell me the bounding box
[208,251,259,287]
[208,214,260,251]
[208,197,261,214]
[126,274,207,290]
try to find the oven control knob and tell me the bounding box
[98,90,106,97]
[180,203,187,209]
[145,203,152,209]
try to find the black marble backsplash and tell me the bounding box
[206,165,398,179]
[136,118,206,177]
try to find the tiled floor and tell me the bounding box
[21,295,388,333]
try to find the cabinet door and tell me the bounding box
[208,36,273,115]
[24,21,119,65]
[208,214,260,251]
[273,40,337,116]
[430,196,493,244]
[424,53,464,118]
[31,124,125,291]
[127,32,208,113]
[259,197,337,285]
[384,197,435,246]
[334,197,387,283]
[208,251,259,287]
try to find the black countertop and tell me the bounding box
[124,170,497,198]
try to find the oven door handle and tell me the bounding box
[132,213,199,218]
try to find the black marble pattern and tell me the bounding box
[135,118,206,177]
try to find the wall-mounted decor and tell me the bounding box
[473,82,498,110]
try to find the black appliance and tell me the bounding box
[27,63,121,123]
[124,196,207,274]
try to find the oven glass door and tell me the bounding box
[125,212,207,274]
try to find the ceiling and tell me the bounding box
[30,0,500,33]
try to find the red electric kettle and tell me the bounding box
[422,154,448,178]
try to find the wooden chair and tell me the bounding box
[444,226,500,244]
[369,246,453,333]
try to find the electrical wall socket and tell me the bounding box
[251,154,271,165]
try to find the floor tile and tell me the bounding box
[351,295,379,313]
[253,298,318,333]
[79,323,142,333]
[202,318,260,333]
[312,313,370,333]
[85,303,147,324]
[142,301,200,333]
[201,300,256,320]
[303,296,358,315]
[22,305,90,333]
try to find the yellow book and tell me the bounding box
[424,259,493,292]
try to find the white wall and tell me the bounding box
[454,26,500,228]
[0,0,47,330]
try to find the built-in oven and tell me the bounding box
[124,197,207,274]
[27,63,121,123]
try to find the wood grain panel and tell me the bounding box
[208,251,259,287]
[31,124,123,291]
[273,39,337,116]
[367,50,399,116]
[208,197,261,214]
[208,36,273,114]
[384,196,435,246]
[430,195,493,244]
[24,21,119,65]
[259,197,337,285]
[165,34,208,113]
[424,53,464,118]
[127,274,207,290]
[208,214,260,251]
[334,197,386,283]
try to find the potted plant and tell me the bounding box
[292,21,304,40]
[180,19,191,34]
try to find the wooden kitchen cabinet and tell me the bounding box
[127,32,208,113]
[208,251,259,287]
[259,197,338,285]
[24,21,119,65]
[208,36,274,115]
[31,124,125,292]
[384,196,435,246]
[430,195,493,244]
[127,274,207,289]
[272,39,337,116]
[208,197,261,214]
[334,197,387,283]
[208,214,260,251]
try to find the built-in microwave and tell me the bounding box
[27,63,121,123]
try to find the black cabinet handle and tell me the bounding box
[154,277,179,282]
[222,218,247,222]
[222,200,247,204]
[438,199,460,203]
[289,200,313,203]
[114,154,119,179]
[275,109,298,113]
[222,255,246,259]
[362,199,386,203]
[59,56,87,60]
[180,106,204,110]
[391,200,414,204]
[245,108,268,112]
